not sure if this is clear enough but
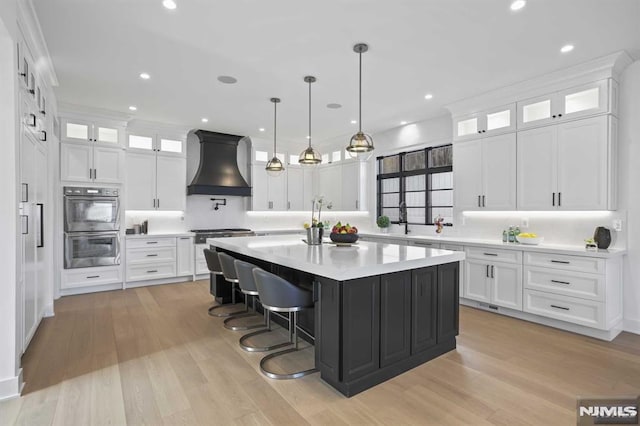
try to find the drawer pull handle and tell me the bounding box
[147,270,158,273]
[146,254,158,257]
[551,279,570,285]
[483,253,498,256]
[146,241,158,244]
[550,304,570,311]
[414,242,433,246]
[86,275,100,279]
[551,260,570,264]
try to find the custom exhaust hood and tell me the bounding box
[187,130,251,196]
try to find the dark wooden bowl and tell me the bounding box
[329,232,359,244]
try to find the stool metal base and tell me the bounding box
[239,311,292,352]
[260,348,318,380]
[223,312,264,331]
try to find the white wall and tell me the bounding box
[618,60,640,333]
[0,6,21,400]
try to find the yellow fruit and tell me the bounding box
[303,223,310,229]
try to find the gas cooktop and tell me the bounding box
[191,228,254,244]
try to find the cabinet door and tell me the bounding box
[484,104,516,136]
[317,164,343,210]
[380,271,411,367]
[490,262,523,310]
[341,162,360,211]
[463,259,491,303]
[556,116,609,210]
[303,168,314,210]
[411,267,437,355]
[125,152,156,210]
[558,80,609,121]
[94,124,121,145]
[251,165,269,211]
[93,146,123,183]
[176,237,194,276]
[516,126,557,210]
[62,118,92,143]
[60,143,92,182]
[453,139,483,210]
[287,167,305,210]
[517,93,556,129]
[453,114,480,141]
[158,137,185,155]
[482,133,516,210]
[156,155,186,211]
[437,262,459,342]
[267,169,287,211]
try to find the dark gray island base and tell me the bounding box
[212,244,459,397]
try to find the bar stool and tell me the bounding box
[213,252,248,318]
[203,248,230,317]
[252,269,317,380]
[222,260,265,331]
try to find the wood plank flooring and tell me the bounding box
[2,280,639,425]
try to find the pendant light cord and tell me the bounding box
[273,100,277,154]
[358,50,362,133]
[308,79,312,148]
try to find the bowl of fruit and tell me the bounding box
[330,222,359,244]
[516,233,544,245]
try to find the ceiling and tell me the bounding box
[34,0,640,146]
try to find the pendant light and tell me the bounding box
[346,43,374,160]
[265,97,285,176]
[298,76,322,165]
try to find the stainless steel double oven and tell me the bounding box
[63,186,121,269]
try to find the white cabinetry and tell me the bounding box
[317,163,343,210]
[251,164,286,211]
[127,132,186,155]
[453,133,516,210]
[61,266,122,290]
[126,236,194,282]
[517,79,612,129]
[125,152,186,211]
[341,161,361,211]
[195,243,209,275]
[517,115,614,210]
[176,237,194,276]
[60,142,124,184]
[453,103,516,141]
[61,117,123,146]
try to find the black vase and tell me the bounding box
[593,226,611,249]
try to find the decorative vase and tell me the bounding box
[379,227,389,233]
[306,227,323,245]
[593,226,611,249]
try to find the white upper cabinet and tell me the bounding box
[453,103,516,141]
[61,117,124,146]
[251,164,286,211]
[341,161,361,211]
[287,167,305,211]
[517,115,614,210]
[60,142,123,184]
[127,132,185,156]
[93,146,124,183]
[453,133,516,211]
[156,155,187,211]
[317,163,343,211]
[126,152,156,210]
[517,79,611,129]
[125,150,186,211]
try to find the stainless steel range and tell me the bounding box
[192,228,255,244]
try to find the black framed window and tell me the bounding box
[377,145,453,225]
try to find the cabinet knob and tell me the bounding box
[558,113,563,117]
[482,130,486,133]
[477,131,482,134]
[552,115,557,118]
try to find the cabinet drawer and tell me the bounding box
[440,244,464,252]
[127,237,176,249]
[524,266,604,301]
[465,246,522,264]
[523,289,605,329]
[524,252,604,274]
[62,267,122,289]
[127,246,176,264]
[411,240,439,248]
[126,262,176,282]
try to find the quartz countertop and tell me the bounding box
[126,232,194,239]
[359,232,626,258]
[207,234,465,281]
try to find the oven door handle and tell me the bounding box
[64,231,120,238]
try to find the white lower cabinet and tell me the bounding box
[61,266,122,289]
[126,236,193,283]
[195,243,209,275]
[524,289,605,329]
[464,248,523,311]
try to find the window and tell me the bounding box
[255,150,268,162]
[377,144,453,225]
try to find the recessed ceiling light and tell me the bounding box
[560,44,574,53]
[259,128,265,132]
[139,72,150,80]
[400,121,408,125]
[510,0,526,11]
[350,120,357,124]
[129,106,137,111]
[424,94,433,100]
[162,0,176,10]
[306,135,311,139]
[327,103,342,109]
[217,75,238,84]
[201,118,208,123]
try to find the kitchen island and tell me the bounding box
[207,234,465,397]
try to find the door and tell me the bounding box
[341,162,360,210]
[453,113,480,141]
[437,262,459,342]
[490,262,523,310]
[60,143,92,182]
[557,80,609,121]
[482,133,516,210]
[411,267,437,354]
[453,139,483,210]
[317,164,342,210]
[251,165,269,211]
[483,104,516,136]
[517,93,556,129]
[93,146,123,183]
[34,145,48,324]
[380,271,411,367]
[463,259,491,303]
[64,195,119,232]
[126,152,156,210]
[176,237,194,276]
[21,135,38,347]
[516,125,557,210]
[287,167,304,210]
[156,154,186,211]
[556,116,609,210]
[62,118,92,143]
[93,124,120,145]
[64,231,120,269]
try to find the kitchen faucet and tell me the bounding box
[399,201,409,235]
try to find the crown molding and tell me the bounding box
[17,0,58,87]
[446,50,634,117]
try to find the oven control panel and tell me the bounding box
[64,186,119,196]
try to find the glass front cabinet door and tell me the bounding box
[453,104,515,141]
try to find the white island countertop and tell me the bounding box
[207,234,465,281]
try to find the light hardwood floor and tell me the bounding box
[2,280,640,425]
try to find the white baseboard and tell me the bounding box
[43,303,55,318]
[0,369,23,401]
[623,318,640,335]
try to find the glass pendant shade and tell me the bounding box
[265,156,284,176]
[299,146,322,165]
[346,43,374,160]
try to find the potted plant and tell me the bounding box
[304,196,332,244]
[377,215,390,233]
